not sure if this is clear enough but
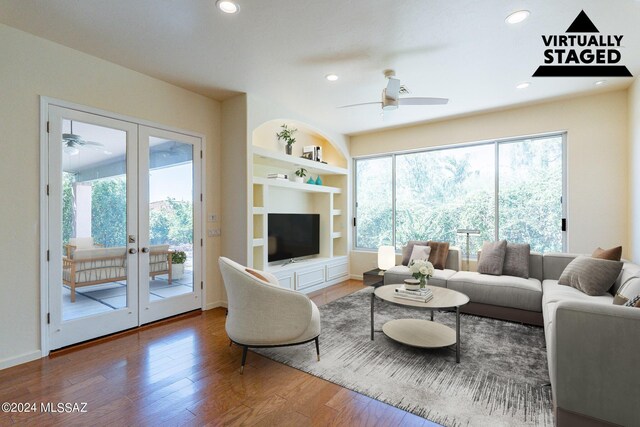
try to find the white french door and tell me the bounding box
[47,105,202,350]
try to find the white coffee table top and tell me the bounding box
[374,284,469,309]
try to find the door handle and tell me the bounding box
[129,248,138,254]
[141,247,149,253]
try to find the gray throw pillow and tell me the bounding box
[477,240,507,276]
[502,243,531,279]
[558,256,623,296]
[402,240,428,266]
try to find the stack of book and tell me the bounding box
[267,173,288,180]
[393,285,433,303]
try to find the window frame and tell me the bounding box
[352,132,567,253]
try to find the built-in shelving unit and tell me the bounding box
[249,120,350,292]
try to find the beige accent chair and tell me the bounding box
[218,257,321,373]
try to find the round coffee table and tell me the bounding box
[373,284,470,363]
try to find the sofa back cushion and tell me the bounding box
[612,262,640,295]
[542,253,577,280]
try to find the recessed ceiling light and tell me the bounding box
[505,10,530,24]
[594,80,606,86]
[516,82,530,89]
[325,74,339,81]
[217,0,239,14]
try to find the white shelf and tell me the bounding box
[253,146,348,176]
[253,177,341,194]
[253,207,265,215]
[332,209,342,216]
[252,238,264,247]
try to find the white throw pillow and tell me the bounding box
[409,245,431,264]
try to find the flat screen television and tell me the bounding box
[268,213,320,262]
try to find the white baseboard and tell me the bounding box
[0,350,41,371]
[204,301,228,310]
[350,274,363,280]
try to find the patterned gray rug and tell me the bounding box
[255,288,553,427]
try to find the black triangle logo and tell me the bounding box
[566,10,599,33]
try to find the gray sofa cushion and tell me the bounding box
[529,252,544,282]
[503,243,531,279]
[558,256,623,296]
[477,240,507,276]
[383,265,456,288]
[447,271,542,312]
[612,262,640,295]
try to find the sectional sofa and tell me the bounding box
[383,248,640,427]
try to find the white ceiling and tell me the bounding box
[1,0,639,135]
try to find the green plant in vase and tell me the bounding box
[276,124,298,155]
[294,167,307,183]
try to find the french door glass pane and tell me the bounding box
[395,144,495,256]
[498,137,563,252]
[61,120,128,321]
[148,137,194,299]
[355,157,393,249]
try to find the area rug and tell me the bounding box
[254,288,553,427]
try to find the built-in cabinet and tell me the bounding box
[249,121,350,292]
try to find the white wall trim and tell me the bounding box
[0,351,42,371]
[204,301,227,310]
[39,97,50,357]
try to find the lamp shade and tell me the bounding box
[377,245,396,270]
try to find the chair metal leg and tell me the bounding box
[240,345,248,374]
[315,337,320,361]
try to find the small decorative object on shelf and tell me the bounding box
[276,124,297,155]
[306,177,315,184]
[315,176,323,185]
[294,168,307,183]
[267,173,288,180]
[408,259,434,288]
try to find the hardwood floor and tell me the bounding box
[0,280,437,426]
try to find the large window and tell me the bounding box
[354,134,565,257]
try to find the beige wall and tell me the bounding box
[0,24,222,368]
[350,90,629,274]
[630,79,640,263]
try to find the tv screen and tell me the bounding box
[268,213,320,262]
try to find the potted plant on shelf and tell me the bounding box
[294,167,307,183]
[276,124,297,155]
[171,250,187,280]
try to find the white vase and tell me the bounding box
[172,263,184,280]
[293,176,303,183]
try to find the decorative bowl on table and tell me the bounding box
[403,279,420,291]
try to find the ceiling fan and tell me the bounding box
[63,121,111,156]
[339,69,449,111]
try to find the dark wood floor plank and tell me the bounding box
[0,280,430,426]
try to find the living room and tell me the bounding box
[0,1,639,426]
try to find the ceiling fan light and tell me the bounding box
[64,145,79,156]
[505,10,530,25]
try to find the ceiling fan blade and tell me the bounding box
[385,77,401,100]
[338,101,383,109]
[398,97,449,106]
[82,141,105,148]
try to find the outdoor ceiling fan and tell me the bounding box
[339,69,449,111]
[62,121,111,156]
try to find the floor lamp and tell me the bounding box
[456,228,480,271]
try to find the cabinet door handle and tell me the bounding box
[141,247,149,253]
[129,248,138,254]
